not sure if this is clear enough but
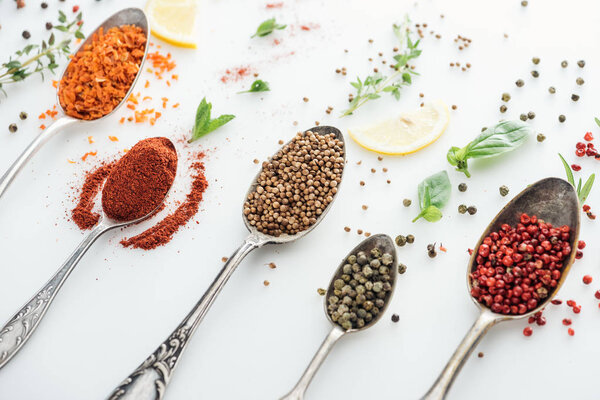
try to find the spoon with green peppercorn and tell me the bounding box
[280,234,397,400]
[421,177,579,400]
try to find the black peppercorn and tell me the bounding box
[22,30,31,39]
[41,2,48,8]
[46,22,53,30]
[559,115,566,123]
[531,70,539,78]
[571,94,579,102]
[458,183,467,192]
[577,60,585,68]
[467,206,477,215]
[391,314,400,323]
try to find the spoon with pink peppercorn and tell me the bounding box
[421,177,580,400]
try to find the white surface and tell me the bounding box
[0,0,599,399]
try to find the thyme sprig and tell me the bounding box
[341,16,421,117]
[0,11,85,96]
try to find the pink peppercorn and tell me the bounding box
[595,291,600,299]
[523,327,533,336]
[72,5,79,12]
[568,328,575,336]
[584,132,594,141]
[571,164,582,171]
[583,275,592,284]
[563,318,572,325]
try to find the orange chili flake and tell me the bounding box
[87,136,94,144]
[144,80,150,88]
[142,96,152,101]
[440,245,447,252]
[128,93,139,104]
[39,113,46,119]
[166,80,171,86]
[81,151,98,161]
[52,80,59,88]
[108,136,119,142]
[171,74,178,80]
[67,159,76,164]
[172,102,180,108]
[150,118,156,126]
[119,117,125,124]
[39,124,46,130]
[127,104,136,110]
[155,111,162,119]
[58,25,146,120]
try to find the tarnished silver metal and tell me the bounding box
[0,7,149,201]
[421,177,580,400]
[107,126,346,400]
[280,234,398,400]
[0,155,171,370]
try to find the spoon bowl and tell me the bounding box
[280,234,398,400]
[0,7,149,200]
[422,177,580,400]
[0,138,176,370]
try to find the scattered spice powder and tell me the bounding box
[72,162,115,229]
[58,25,146,120]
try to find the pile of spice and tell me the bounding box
[71,141,208,250]
[243,130,344,236]
[327,247,395,330]
[58,25,146,120]
[101,137,177,221]
[470,213,572,315]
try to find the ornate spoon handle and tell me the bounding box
[0,117,77,200]
[107,233,265,400]
[0,222,107,369]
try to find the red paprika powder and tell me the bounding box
[102,137,177,221]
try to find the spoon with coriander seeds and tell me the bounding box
[0,7,149,201]
[280,234,398,400]
[421,177,580,400]
[0,137,177,370]
[107,126,345,400]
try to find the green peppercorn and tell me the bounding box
[406,234,415,244]
[458,204,467,214]
[500,105,507,113]
[317,288,326,296]
[515,79,524,87]
[398,263,407,274]
[395,235,407,247]
[571,94,579,102]
[467,206,477,215]
[8,123,17,133]
[520,113,528,121]
[403,199,412,207]
[577,60,585,68]
[458,183,467,192]
[532,57,540,65]
[548,86,556,94]
[537,133,546,142]
[499,185,509,197]
[576,77,584,85]
[19,111,27,120]
[501,93,511,102]
[527,111,535,119]
[559,114,566,123]
[531,70,539,78]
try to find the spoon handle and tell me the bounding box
[280,326,345,400]
[421,310,498,400]
[0,222,107,369]
[106,233,265,400]
[0,116,77,201]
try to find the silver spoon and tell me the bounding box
[107,126,345,400]
[421,177,580,400]
[0,137,176,370]
[280,234,398,400]
[0,7,149,201]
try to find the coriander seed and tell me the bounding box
[537,133,546,142]
[576,77,584,85]
[515,79,524,87]
[548,86,556,94]
[8,123,18,133]
[500,105,507,113]
[561,60,568,68]
[520,114,528,121]
[577,60,585,68]
[317,288,326,296]
[398,263,407,274]
[403,199,412,207]
[521,0,528,6]
[527,111,535,119]
[499,185,509,196]
[395,235,407,247]
[22,30,31,39]
[19,111,27,120]
[501,93,511,102]
[532,57,540,65]
[458,183,467,192]
[531,70,539,78]
[458,204,467,214]
[45,22,53,30]
[467,206,477,215]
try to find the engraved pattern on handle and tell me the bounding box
[0,223,107,369]
[107,233,267,400]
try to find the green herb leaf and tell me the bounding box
[58,10,67,23]
[580,174,595,203]
[447,120,532,177]
[414,170,450,222]
[189,97,235,142]
[75,30,85,40]
[251,18,286,38]
[595,117,600,128]
[237,79,270,94]
[558,153,575,186]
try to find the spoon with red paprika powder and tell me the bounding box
[107,126,345,400]
[421,177,580,400]
[0,7,149,201]
[0,137,177,370]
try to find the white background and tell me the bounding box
[0,0,599,399]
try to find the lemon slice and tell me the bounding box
[348,100,450,155]
[145,0,198,48]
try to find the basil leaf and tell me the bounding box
[464,120,532,158]
[580,174,595,203]
[418,170,451,209]
[251,18,286,38]
[558,153,575,186]
[189,98,235,142]
[238,79,270,94]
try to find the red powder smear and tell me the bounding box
[120,153,208,250]
[273,38,282,46]
[220,66,252,83]
[266,2,283,8]
[300,25,310,31]
[72,162,115,230]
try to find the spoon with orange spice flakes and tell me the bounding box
[0,7,149,201]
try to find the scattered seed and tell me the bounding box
[427,243,437,258]
[571,94,579,102]
[577,60,585,68]
[344,226,351,232]
[537,133,546,142]
[501,93,511,102]
[576,77,584,85]
[499,185,509,197]
[22,30,31,39]
[391,314,400,323]
[317,288,326,296]
[8,123,18,133]
[548,86,556,94]
[467,206,477,215]
[46,22,53,30]
[532,57,540,65]
[451,105,457,110]
[221,257,228,262]
[561,60,568,68]
[263,280,270,286]
[41,2,48,8]
[19,111,28,120]
[531,70,539,78]
[403,199,412,207]
[360,180,365,186]
[362,205,368,210]
[406,234,415,244]
[500,105,507,113]
[357,229,363,235]
[527,111,535,119]
[521,0,528,6]
[253,159,259,164]
[515,79,524,87]
[458,204,467,214]
[303,97,309,102]
[559,115,566,123]
[519,114,528,121]
[395,235,407,247]
[458,183,467,192]
[398,263,407,274]
[478,352,484,358]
